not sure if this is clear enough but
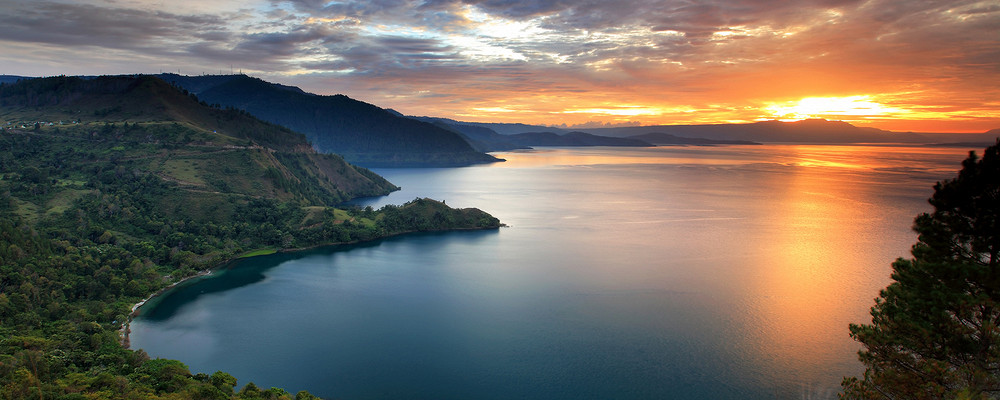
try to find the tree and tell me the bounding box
[209,371,237,395]
[843,140,1000,399]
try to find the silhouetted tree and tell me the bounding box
[843,140,1000,399]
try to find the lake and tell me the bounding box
[129,144,980,399]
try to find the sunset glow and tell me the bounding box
[764,96,907,121]
[560,106,674,117]
[0,0,997,132]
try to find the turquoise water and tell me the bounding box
[130,144,978,399]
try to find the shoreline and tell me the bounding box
[119,225,503,348]
[120,269,214,348]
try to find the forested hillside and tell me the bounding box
[0,75,501,399]
[158,74,501,167]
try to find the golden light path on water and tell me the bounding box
[741,149,889,387]
[492,144,977,392]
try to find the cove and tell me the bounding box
[130,144,979,399]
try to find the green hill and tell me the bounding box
[0,75,397,206]
[158,74,502,167]
[0,75,500,399]
[0,74,313,152]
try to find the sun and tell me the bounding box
[764,95,907,121]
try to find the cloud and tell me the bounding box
[231,25,341,57]
[0,2,223,50]
[0,0,996,131]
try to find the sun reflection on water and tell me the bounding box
[744,165,882,376]
[723,144,975,387]
[493,143,981,388]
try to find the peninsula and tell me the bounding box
[0,75,500,399]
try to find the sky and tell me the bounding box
[0,0,998,132]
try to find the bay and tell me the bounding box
[129,144,979,399]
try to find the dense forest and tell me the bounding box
[0,76,501,399]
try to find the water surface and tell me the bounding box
[131,144,979,399]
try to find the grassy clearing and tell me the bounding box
[300,206,373,227]
[54,179,88,187]
[300,206,328,227]
[11,196,41,223]
[160,158,207,186]
[155,190,236,222]
[46,188,93,215]
[332,208,352,219]
[239,248,278,258]
[328,207,375,227]
[354,215,376,228]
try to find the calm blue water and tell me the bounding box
[130,144,979,399]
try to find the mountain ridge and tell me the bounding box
[8,74,995,151]
[157,74,501,167]
[420,117,999,145]
[0,74,398,204]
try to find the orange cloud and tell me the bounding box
[0,0,996,132]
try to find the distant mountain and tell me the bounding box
[570,119,913,142]
[0,75,30,84]
[414,117,659,149]
[971,129,1000,146]
[412,116,567,135]
[419,116,765,149]
[0,75,398,204]
[157,74,500,167]
[428,117,997,145]
[628,132,760,145]
[414,117,529,151]
[577,119,995,144]
[502,131,654,147]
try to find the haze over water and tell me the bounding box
[130,144,979,399]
